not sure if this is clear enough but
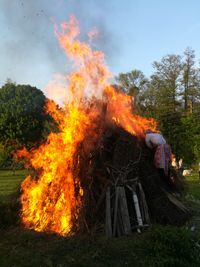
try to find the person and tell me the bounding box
[145,129,172,178]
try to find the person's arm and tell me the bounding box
[145,135,153,149]
[161,135,167,144]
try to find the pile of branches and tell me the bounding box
[76,124,190,236]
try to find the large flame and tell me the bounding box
[20,16,157,236]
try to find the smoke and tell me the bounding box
[0,0,65,87]
[64,0,119,57]
[0,0,119,89]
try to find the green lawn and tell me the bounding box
[0,170,200,267]
[185,173,200,200]
[184,173,200,232]
[0,169,27,203]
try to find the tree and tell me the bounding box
[138,84,157,118]
[116,70,148,107]
[181,47,200,113]
[152,54,182,114]
[178,114,200,165]
[0,82,48,147]
[159,112,183,160]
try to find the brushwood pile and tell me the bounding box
[78,124,190,236]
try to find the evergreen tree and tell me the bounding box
[152,54,182,114]
[181,47,200,113]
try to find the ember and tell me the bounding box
[19,16,189,237]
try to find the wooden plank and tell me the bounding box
[138,182,150,224]
[133,191,143,227]
[113,186,120,236]
[105,187,112,238]
[164,190,188,212]
[118,187,132,235]
[116,207,124,237]
[137,190,145,222]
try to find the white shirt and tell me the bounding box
[145,133,166,149]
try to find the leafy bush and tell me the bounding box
[0,143,12,168]
[0,142,24,169]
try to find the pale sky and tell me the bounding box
[1,0,200,91]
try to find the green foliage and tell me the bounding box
[152,54,182,113]
[0,82,58,167]
[117,70,148,95]
[182,48,200,112]
[158,112,200,165]
[117,70,148,109]
[0,82,47,146]
[0,143,9,168]
[159,112,183,158]
[179,115,200,165]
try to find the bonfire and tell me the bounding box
[18,16,189,237]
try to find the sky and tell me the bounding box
[1,0,200,91]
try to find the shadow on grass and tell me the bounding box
[0,190,21,229]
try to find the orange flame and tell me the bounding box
[21,104,92,235]
[105,86,157,137]
[20,16,157,236]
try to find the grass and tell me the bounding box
[0,169,27,202]
[0,170,28,229]
[0,226,200,267]
[0,170,200,266]
[185,173,200,200]
[184,172,200,232]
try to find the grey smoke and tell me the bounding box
[0,0,119,89]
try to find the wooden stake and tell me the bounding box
[118,187,131,235]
